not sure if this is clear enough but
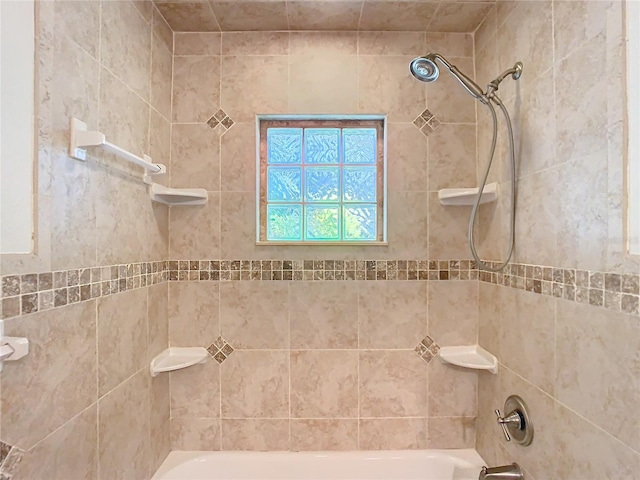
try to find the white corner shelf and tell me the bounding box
[149,183,208,206]
[150,347,208,377]
[438,182,499,206]
[439,345,498,374]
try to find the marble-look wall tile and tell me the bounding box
[426,57,475,123]
[151,32,173,120]
[97,288,148,396]
[359,351,429,418]
[53,1,100,58]
[386,123,428,193]
[170,123,221,191]
[358,418,428,450]
[49,33,99,271]
[501,288,555,395]
[289,55,358,114]
[427,417,476,449]
[359,2,439,31]
[175,32,222,56]
[555,299,640,450]
[168,282,219,347]
[14,405,97,480]
[553,401,640,479]
[169,192,221,259]
[172,56,221,123]
[358,282,428,349]
[290,350,358,418]
[211,1,288,31]
[171,418,221,451]
[152,4,174,52]
[220,282,288,349]
[100,0,151,102]
[221,351,289,418]
[150,374,171,475]
[290,420,358,451]
[98,67,150,164]
[427,360,477,417]
[2,301,97,450]
[386,192,430,259]
[290,32,357,56]
[358,56,426,122]
[359,32,425,56]
[155,2,220,32]
[148,283,169,360]
[222,32,289,56]
[427,123,476,190]
[170,361,220,418]
[426,32,473,58]
[289,282,358,349]
[428,280,478,346]
[287,2,362,31]
[221,419,290,451]
[428,192,472,259]
[220,123,257,192]
[221,56,288,123]
[98,371,150,480]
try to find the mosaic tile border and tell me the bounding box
[166,259,479,282]
[3,258,640,320]
[0,259,475,320]
[0,261,168,320]
[479,261,640,316]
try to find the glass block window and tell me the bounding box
[258,117,386,244]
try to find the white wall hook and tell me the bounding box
[0,320,29,372]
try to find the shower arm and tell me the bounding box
[428,54,488,103]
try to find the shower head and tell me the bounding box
[410,53,486,102]
[409,56,439,82]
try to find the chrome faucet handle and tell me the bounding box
[494,409,511,441]
[495,409,523,442]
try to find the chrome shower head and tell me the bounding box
[410,52,486,102]
[409,56,439,82]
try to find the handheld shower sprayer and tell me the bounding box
[409,53,523,272]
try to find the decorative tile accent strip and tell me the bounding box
[167,259,479,282]
[0,261,168,320]
[206,336,234,364]
[0,441,23,478]
[478,261,640,316]
[414,109,441,137]
[206,108,234,136]
[415,335,440,364]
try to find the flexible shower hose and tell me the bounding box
[468,96,516,272]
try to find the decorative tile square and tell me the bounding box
[420,109,434,122]
[221,116,234,129]
[214,108,227,121]
[415,335,440,364]
[207,116,219,129]
[207,335,234,364]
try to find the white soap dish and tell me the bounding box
[150,347,209,377]
[438,182,499,206]
[439,345,498,374]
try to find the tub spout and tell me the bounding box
[479,463,524,480]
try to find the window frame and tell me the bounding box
[255,115,388,246]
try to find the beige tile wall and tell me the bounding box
[168,30,482,451]
[1,1,173,478]
[474,1,640,477]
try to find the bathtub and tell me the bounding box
[152,449,485,480]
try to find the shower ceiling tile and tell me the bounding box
[154,1,221,32]
[427,2,494,32]
[287,1,363,31]
[359,1,439,31]
[210,1,289,31]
